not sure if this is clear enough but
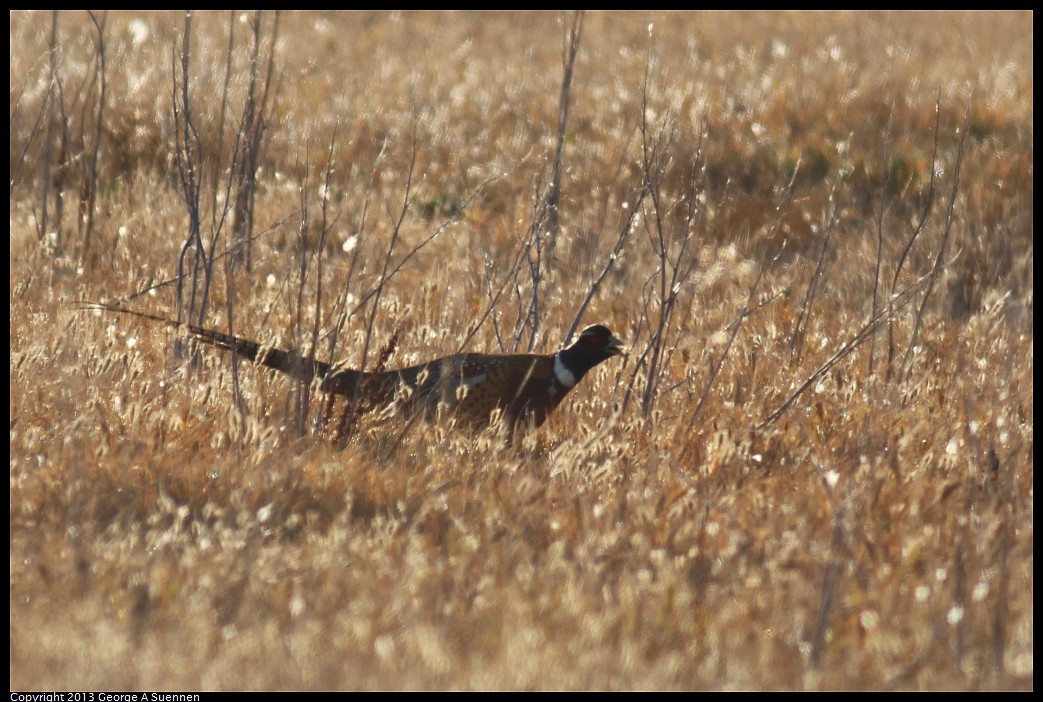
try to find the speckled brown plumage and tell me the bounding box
[84,304,626,432]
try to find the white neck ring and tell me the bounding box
[553,353,577,388]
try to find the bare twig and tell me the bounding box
[886,95,942,384]
[79,10,107,266]
[511,10,585,352]
[866,99,898,376]
[32,10,77,256]
[232,11,281,272]
[566,188,645,343]
[787,183,840,364]
[171,11,211,327]
[622,42,704,420]
[209,10,236,235]
[685,267,768,434]
[545,10,584,255]
[347,122,420,426]
[760,269,936,430]
[809,506,847,668]
[897,116,967,384]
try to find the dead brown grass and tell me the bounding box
[10,10,1032,691]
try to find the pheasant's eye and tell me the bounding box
[583,329,609,348]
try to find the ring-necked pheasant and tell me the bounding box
[83,304,626,433]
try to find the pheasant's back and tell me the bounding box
[374,352,565,429]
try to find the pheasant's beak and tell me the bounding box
[606,335,627,357]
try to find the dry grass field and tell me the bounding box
[9,10,1033,691]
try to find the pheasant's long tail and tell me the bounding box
[79,302,363,395]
